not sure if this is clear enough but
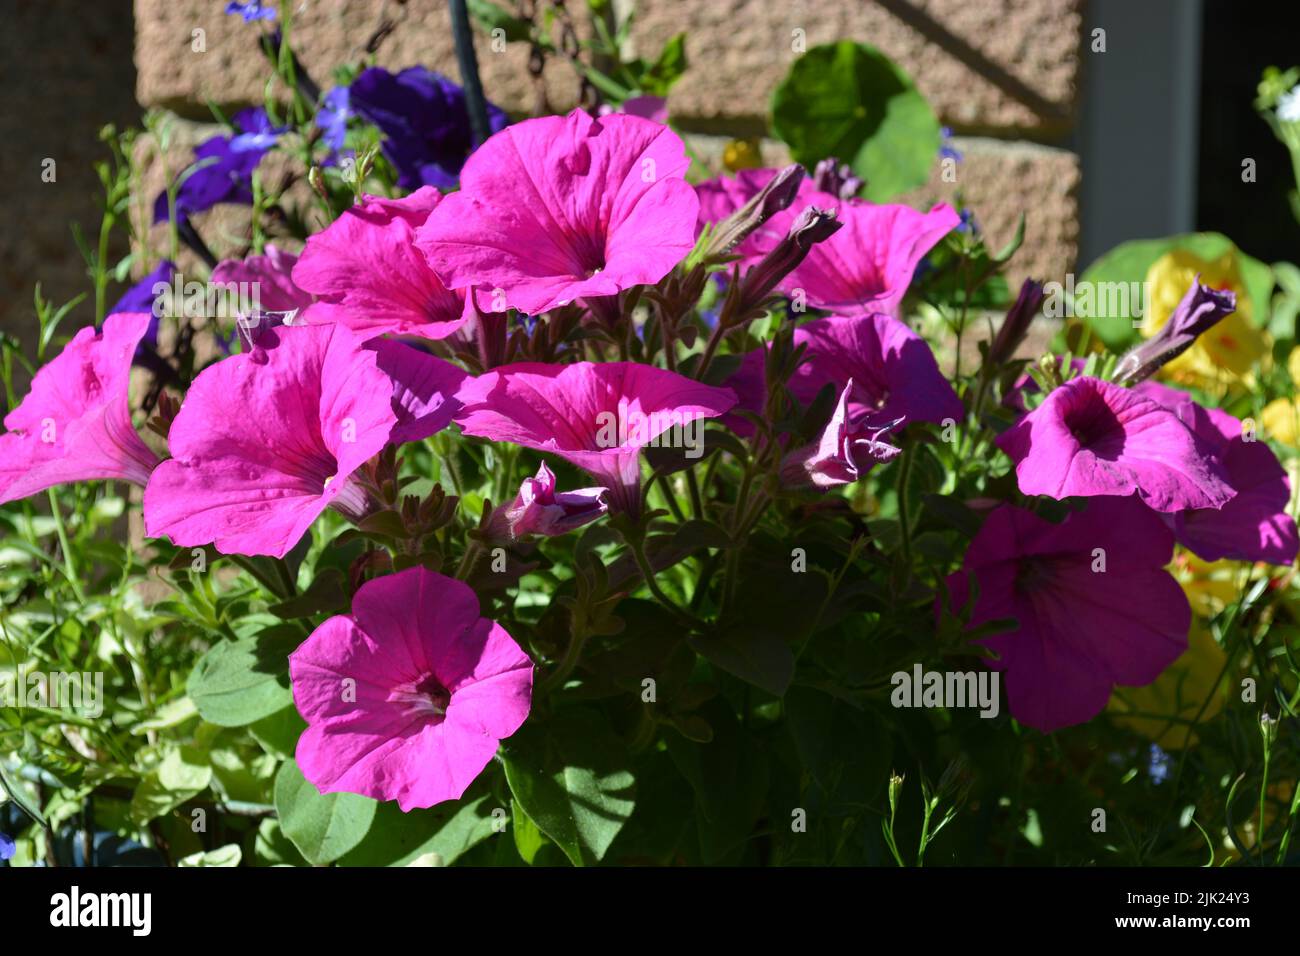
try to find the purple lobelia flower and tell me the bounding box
[316,86,354,157]
[0,831,14,862]
[153,108,286,224]
[349,66,508,191]
[996,376,1235,512]
[226,1,275,21]
[942,496,1190,732]
[109,259,175,356]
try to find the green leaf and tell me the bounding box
[0,760,48,829]
[784,686,893,807]
[691,625,794,696]
[177,844,242,867]
[268,567,349,619]
[640,33,687,96]
[672,519,733,551]
[339,792,498,867]
[274,759,377,865]
[511,797,548,864]
[467,0,531,43]
[249,705,307,759]
[772,41,939,202]
[502,710,637,866]
[666,699,769,863]
[187,626,299,727]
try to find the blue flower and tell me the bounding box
[153,108,286,224]
[316,86,353,154]
[348,66,508,190]
[939,126,963,163]
[0,832,15,862]
[1148,743,1172,784]
[225,1,275,22]
[109,259,175,318]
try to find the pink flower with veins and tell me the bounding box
[453,361,735,517]
[369,340,468,445]
[290,567,533,810]
[486,461,608,540]
[143,323,396,558]
[0,312,160,504]
[292,186,471,340]
[415,108,699,316]
[996,376,1235,513]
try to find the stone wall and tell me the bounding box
[1,0,1085,341]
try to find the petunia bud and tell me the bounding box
[738,205,841,314]
[1113,277,1236,386]
[704,164,806,260]
[484,462,609,541]
[988,278,1045,367]
[811,157,864,201]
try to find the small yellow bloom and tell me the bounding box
[1262,396,1300,447]
[1140,248,1268,391]
[1108,624,1226,749]
[1173,551,1248,619]
[722,139,763,172]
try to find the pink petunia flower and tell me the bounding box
[779,382,901,489]
[1134,381,1297,565]
[415,108,699,316]
[143,324,397,557]
[485,462,608,540]
[0,312,160,503]
[453,361,736,517]
[292,186,471,340]
[943,496,1190,732]
[995,376,1235,512]
[695,168,958,314]
[724,312,961,435]
[289,567,533,810]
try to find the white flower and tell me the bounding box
[1278,85,1300,123]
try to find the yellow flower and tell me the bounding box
[1173,552,1247,619]
[1108,624,1226,749]
[722,139,763,172]
[1140,248,1268,391]
[1262,396,1300,447]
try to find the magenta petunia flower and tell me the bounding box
[723,312,961,435]
[292,186,471,340]
[996,376,1234,512]
[415,109,699,316]
[144,324,396,557]
[453,361,736,516]
[695,168,958,314]
[369,340,468,445]
[0,312,160,504]
[485,461,608,540]
[943,496,1190,732]
[779,382,901,489]
[1134,382,1297,565]
[211,243,312,314]
[289,567,533,810]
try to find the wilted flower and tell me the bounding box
[779,382,901,489]
[485,462,609,540]
[290,567,533,810]
[987,278,1046,367]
